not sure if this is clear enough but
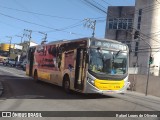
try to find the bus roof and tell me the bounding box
[47,37,89,45]
[47,37,123,45]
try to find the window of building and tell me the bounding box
[135,42,139,56]
[108,19,113,29]
[137,9,142,30]
[113,19,118,29]
[137,23,141,29]
[121,19,126,29]
[138,16,141,23]
[118,19,123,29]
[108,18,133,30]
[139,9,142,15]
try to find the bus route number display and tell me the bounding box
[91,40,127,50]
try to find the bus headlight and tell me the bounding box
[87,77,95,86]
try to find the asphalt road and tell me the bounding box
[0,64,160,120]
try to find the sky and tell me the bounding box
[0,0,135,44]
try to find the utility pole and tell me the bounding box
[140,39,152,96]
[6,36,12,57]
[134,30,152,96]
[15,35,24,43]
[84,18,96,37]
[24,29,32,47]
[38,31,47,45]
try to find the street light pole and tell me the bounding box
[38,31,47,44]
[134,30,152,96]
[139,37,152,96]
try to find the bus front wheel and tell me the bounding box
[63,76,70,93]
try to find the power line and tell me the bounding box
[0,12,86,37]
[45,20,84,33]
[80,0,160,45]
[134,29,160,44]
[0,19,23,29]
[100,0,112,6]
[92,0,107,11]
[127,2,160,17]
[0,5,81,21]
[104,1,160,44]
[12,0,57,29]
[82,0,107,14]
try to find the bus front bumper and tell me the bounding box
[84,81,130,94]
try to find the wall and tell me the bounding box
[133,0,160,76]
[129,74,160,97]
[105,6,134,40]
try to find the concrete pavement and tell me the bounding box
[0,75,160,101]
[126,90,160,102]
[0,81,3,96]
[0,78,160,102]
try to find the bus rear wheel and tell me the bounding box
[63,76,70,93]
[34,70,39,82]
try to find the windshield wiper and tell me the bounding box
[115,50,122,58]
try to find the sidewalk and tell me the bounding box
[126,90,160,102]
[0,81,3,96]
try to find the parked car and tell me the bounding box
[15,60,23,67]
[3,58,9,65]
[3,58,16,66]
[20,59,27,71]
[0,56,7,63]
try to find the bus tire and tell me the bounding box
[34,70,39,82]
[63,75,70,93]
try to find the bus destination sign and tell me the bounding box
[91,40,127,50]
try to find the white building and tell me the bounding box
[133,0,160,76]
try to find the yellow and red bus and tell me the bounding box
[26,37,130,94]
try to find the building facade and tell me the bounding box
[105,6,135,43]
[133,0,160,76]
[105,1,160,76]
[105,6,135,67]
[0,41,38,59]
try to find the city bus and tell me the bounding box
[26,37,130,94]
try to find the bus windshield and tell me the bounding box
[89,48,128,75]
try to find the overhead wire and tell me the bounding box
[82,0,107,14]
[0,3,95,38]
[104,0,160,45]
[2,0,160,46]
[100,0,112,6]
[0,12,87,37]
[89,0,160,56]
[45,20,85,33]
[0,5,81,21]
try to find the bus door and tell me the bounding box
[74,48,86,90]
[28,48,35,76]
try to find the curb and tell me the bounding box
[0,81,3,96]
